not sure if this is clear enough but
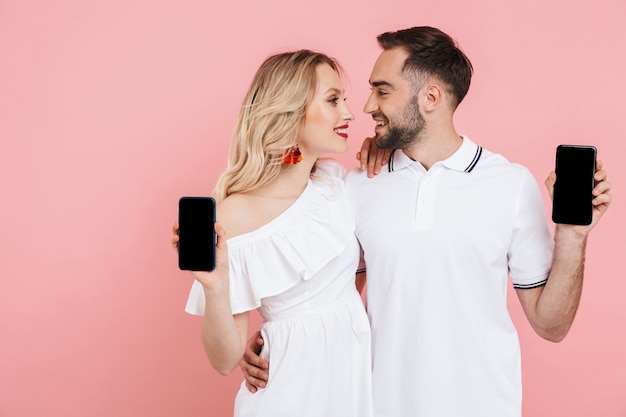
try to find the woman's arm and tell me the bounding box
[173,219,250,375]
[192,221,250,375]
[199,288,249,375]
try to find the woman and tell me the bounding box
[172,50,373,417]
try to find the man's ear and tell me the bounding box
[421,83,443,112]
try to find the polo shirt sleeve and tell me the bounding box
[508,168,554,289]
[356,244,366,275]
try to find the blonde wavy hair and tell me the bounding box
[212,50,343,202]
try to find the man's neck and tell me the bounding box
[402,125,462,171]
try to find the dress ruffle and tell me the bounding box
[185,163,354,316]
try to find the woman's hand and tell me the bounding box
[171,222,180,252]
[171,221,230,292]
[188,222,230,293]
[355,136,393,178]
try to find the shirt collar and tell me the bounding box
[388,135,482,173]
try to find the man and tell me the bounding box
[241,26,612,416]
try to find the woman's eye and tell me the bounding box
[328,97,340,104]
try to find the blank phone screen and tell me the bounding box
[178,197,216,271]
[552,145,596,225]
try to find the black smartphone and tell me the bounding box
[178,196,216,271]
[551,145,597,225]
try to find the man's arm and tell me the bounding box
[516,226,586,342]
[356,271,366,294]
[516,161,611,342]
[239,271,367,392]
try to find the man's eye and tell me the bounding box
[370,87,387,96]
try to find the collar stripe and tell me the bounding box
[464,146,483,173]
[386,140,482,173]
[388,149,396,172]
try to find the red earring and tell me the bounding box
[283,146,302,165]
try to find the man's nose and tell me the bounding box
[363,93,377,114]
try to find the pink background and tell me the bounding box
[1,0,624,416]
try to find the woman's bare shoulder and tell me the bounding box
[216,193,264,238]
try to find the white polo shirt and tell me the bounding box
[344,136,553,417]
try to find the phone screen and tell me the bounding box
[551,145,596,225]
[178,196,216,271]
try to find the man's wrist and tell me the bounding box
[554,224,589,244]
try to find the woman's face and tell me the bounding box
[299,63,354,158]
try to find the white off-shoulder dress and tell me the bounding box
[185,166,373,417]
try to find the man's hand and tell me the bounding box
[545,159,612,233]
[356,136,393,178]
[239,330,269,393]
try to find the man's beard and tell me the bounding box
[375,97,425,149]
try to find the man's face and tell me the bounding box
[363,48,425,149]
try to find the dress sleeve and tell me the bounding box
[185,175,356,315]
